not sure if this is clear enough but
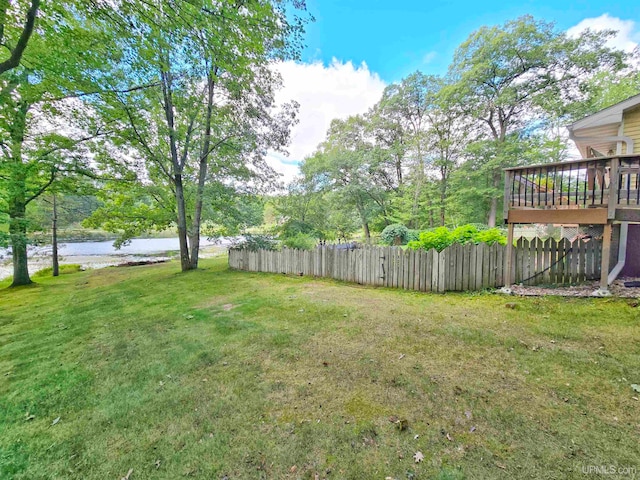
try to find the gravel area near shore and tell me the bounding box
[0,245,227,281]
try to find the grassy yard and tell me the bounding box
[0,257,639,479]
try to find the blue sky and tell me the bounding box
[267,3,640,183]
[301,0,640,82]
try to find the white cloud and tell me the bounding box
[422,51,437,64]
[267,58,386,185]
[567,14,639,52]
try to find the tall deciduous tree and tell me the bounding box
[449,15,628,226]
[88,0,307,271]
[302,116,392,240]
[0,2,117,286]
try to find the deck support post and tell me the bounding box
[593,222,613,296]
[500,222,515,294]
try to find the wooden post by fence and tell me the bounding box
[504,223,515,288]
[600,223,613,290]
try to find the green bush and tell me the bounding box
[380,224,409,245]
[407,225,507,251]
[451,224,479,244]
[233,234,278,251]
[408,227,453,252]
[473,228,507,245]
[32,264,83,278]
[282,233,316,250]
[407,229,420,243]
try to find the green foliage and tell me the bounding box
[380,223,409,245]
[474,228,508,246]
[32,264,82,278]
[407,229,420,243]
[233,234,278,251]
[408,227,453,252]
[408,224,507,251]
[282,232,316,250]
[450,224,478,244]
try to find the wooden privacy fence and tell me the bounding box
[228,237,602,292]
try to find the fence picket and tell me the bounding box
[229,236,601,292]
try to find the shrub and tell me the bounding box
[473,228,507,245]
[282,233,316,250]
[451,224,479,244]
[380,224,410,245]
[407,225,507,251]
[232,234,278,251]
[33,264,83,278]
[407,229,420,243]
[408,227,453,252]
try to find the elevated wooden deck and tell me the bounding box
[502,155,640,291]
[504,154,640,225]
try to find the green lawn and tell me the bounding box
[1,257,639,479]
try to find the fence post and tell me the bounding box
[599,223,613,291]
[503,223,515,289]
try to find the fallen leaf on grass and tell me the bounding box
[495,462,506,470]
[413,451,424,463]
[397,419,409,431]
[51,417,60,426]
[398,354,405,360]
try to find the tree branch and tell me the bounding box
[25,166,56,205]
[0,0,40,75]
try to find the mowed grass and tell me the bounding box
[0,258,639,479]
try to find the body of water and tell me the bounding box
[0,237,233,280]
[0,237,233,259]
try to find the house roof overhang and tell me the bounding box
[567,93,640,158]
[568,93,640,132]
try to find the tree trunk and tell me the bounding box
[487,198,497,228]
[174,173,192,272]
[427,194,434,228]
[440,164,448,227]
[8,99,31,287]
[190,70,216,270]
[160,65,192,272]
[362,221,371,240]
[439,183,446,227]
[52,194,59,276]
[487,170,501,228]
[9,199,31,287]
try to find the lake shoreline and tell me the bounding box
[0,240,230,281]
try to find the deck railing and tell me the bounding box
[504,155,640,212]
